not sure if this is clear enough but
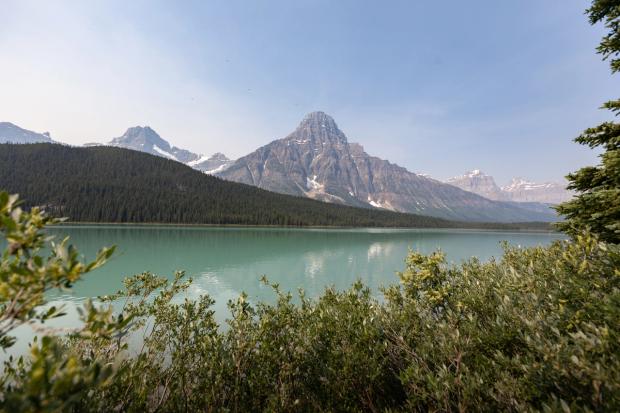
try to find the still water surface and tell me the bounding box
[48,225,563,302]
[5,225,564,358]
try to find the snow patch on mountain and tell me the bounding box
[153,145,178,161]
[306,175,324,191]
[187,154,211,167]
[0,122,55,144]
[203,163,231,175]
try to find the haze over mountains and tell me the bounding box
[446,169,572,204]
[1,115,566,222]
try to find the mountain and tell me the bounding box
[446,170,572,204]
[445,170,504,200]
[218,112,556,223]
[108,126,200,163]
[0,122,54,144]
[0,143,550,229]
[186,152,234,174]
[501,178,573,204]
[107,126,233,173]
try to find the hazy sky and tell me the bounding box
[1,0,617,184]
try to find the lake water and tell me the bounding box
[47,225,564,304]
[5,225,564,359]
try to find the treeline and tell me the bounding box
[0,143,548,230]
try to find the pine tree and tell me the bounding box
[556,0,620,243]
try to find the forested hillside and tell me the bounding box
[0,143,545,229]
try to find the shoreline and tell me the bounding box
[51,221,559,233]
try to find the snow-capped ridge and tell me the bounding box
[104,125,234,172]
[0,122,55,144]
[446,170,573,204]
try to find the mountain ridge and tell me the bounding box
[106,126,233,173]
[0,119,569,216]
[218,112,557,223]
[0,122,55,144]
[446,169,572,204]
[0,142,551,229]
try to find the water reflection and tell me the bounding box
[43,225,564,303]
[3,226,564,361]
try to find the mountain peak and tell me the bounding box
[301,110,334,122]
[209,152,230,161]
[0,122,54,144]
[298,111,339,130]
[123,125,157,137]
[290,111,347,145]
[110,125,172,154]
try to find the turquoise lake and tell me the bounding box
[47,225,564,302]
[4,225,565,359]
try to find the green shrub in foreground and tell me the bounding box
[0,192,618,412]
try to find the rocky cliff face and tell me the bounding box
[446,170,572,205]
[0,122,54,144]
[218,112,556,222]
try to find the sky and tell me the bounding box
[1,0,617,184]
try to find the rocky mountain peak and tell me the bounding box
[111,126,171,152]
[446,169,504,201]
[289,111,348,146]
[299,111,337,127]
[0,122,54,144]
[209,152,230,161]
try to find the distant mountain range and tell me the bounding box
[0,143,548,229]
[445,169,572,204]
[1,116,565,223]
[96,126,234,174]
[0,122,55,144]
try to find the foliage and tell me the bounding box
[0,191,618,412]
[556,0,620,243]
[0,192,115,350]
[0,192,132,411]
[587,0,620,73]
[0,143,550,230]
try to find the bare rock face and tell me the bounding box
[0,122,54,144]
[219,112,556,222]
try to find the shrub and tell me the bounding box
[1,192,618,412]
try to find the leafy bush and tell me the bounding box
[0,192,618,412]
